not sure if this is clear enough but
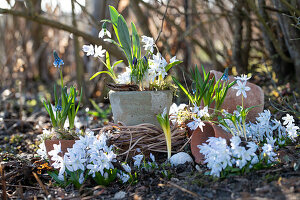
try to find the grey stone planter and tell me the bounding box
[109,90,173,126]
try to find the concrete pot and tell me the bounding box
[190,121,232,164]
[209,70,264,122]
[109,90,173,126]
[45,140,75,164]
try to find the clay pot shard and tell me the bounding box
[209,70,264,122]
[190,121,232,164]
[44,140,75,164]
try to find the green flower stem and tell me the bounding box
[59,68,64,88]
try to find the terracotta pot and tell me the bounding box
[45,140,75,163]
[190,121,232,164]
[209,70,264,122]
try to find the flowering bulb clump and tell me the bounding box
[45,129,132,187]
[84,6,182,91]
[198,135,275,177]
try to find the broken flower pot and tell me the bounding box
[190,121,232,164]
[45,140,75,164]
[209,70,264,122]
[109,90,173,127]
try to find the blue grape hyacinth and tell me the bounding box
[53,51,64,68]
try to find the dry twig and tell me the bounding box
[99,123,187,156]
[0,163,7,200]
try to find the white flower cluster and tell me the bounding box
[198,136,277,177]
[82,44,106,58]
[220,110,299,146]
[169,103,188,124]
[141,35,155,53]
[48,130,118,182]
[116,67,132,84]
[187,105,209,131]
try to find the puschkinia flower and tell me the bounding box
[133,154,144,168]
[170,56,179,63]
[141,35,155,53]
[234,74,251,81]
[53,51,64,68]
[187,117,205,131]
[117,171,130,183]
[116,67,131,84]
[232,80,251,98]
[261,144,277,163]
[221,109,298,146]
[47,130,117,183]
[121,163,131,173]
[198,136,273,177]
[198,137,232,177]
[82,44,94,56]
[94,45,106,58]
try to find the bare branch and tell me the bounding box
[155,0,171,44]
[0,8,127,61]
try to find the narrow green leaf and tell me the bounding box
[106,51,111,71]
[172,76,195,104]
[165,61,183,72]
[90,71,116,81]
[109,6,120,42]
[131,22,141,59]
[112,60,123,69]
[117,15,133,68]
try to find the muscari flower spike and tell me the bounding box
[221,68,229,81]
[143,56,148,63]
[53,51,64,68]
[132,57,138,66]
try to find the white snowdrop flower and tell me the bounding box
[94,45,106,58]
[141,35,155,53]
[37,142,47,159]
[232,80,251,98]
[234,74,251,81]
[187,117,205,131]
[170,56,179,63]
[98,28,111,38]
[133,154,144,168]
[282,114,295,126]
[116,67,132,84]
[121,163,131,173]
[82,44,94,56]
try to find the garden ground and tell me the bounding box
[1,78,300,200]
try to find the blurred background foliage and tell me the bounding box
[0,0,300,111]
